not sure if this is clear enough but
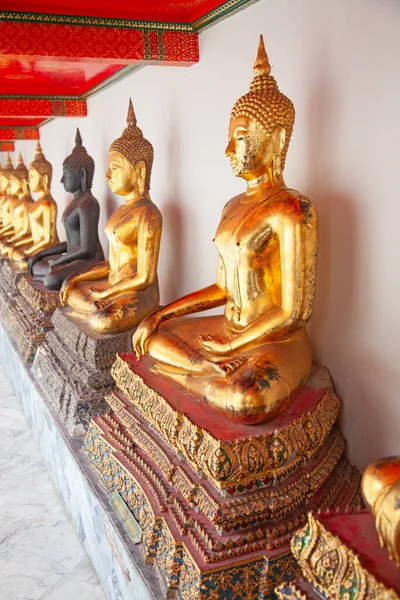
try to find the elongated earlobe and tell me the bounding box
[273,154,282,180]
[272,127,286,180]
[80,168,87,193]
[137,161,147,195]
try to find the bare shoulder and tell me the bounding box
[275,189,317,225]
[140,199,163,226]
[221,193,242,218]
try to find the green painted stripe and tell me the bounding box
[143,31,151,61]
[0,94,82,100]
[157,31,165,62]
[0,10,194,32]
[0,126,39,130]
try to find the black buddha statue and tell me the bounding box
[28,129,104,290]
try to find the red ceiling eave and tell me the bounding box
[0,21,199,65]
[0,127,40,140]
[0,141,15,152]
[0,99,87,118]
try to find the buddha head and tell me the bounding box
[0,154,14,194]
[9,153,29,198]
[29,142,53,194]
[61,128,95,195]
[226,35,295,183]
[106,99,154,198]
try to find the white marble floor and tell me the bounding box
[0,367,106,600]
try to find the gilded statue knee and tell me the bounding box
[88,310,116,336]
[225,374,290,424]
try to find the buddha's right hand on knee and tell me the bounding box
[133,311,162,359]
[60,275,78,306]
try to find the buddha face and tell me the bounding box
[0,174,9,193]
[106,151,145,197]
[28,166,43,193]
[9,175,23,197]
[225,116,284,181]
[61,165,82,194]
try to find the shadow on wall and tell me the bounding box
[160,109,186,305]
[303,46,392,468]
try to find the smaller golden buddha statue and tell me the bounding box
[0,154,17,238]
[60,100,162,335]
[362,457,400,567]
[0,154,34,257]
[133,36,318,424]
[10,142,59,273]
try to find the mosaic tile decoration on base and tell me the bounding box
[85,353,363,599]
[0,259,20,316]
[4,274,59,363]
[292,511,400,599]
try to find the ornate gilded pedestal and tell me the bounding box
[0,259,21,316]
[4,274,59,363]
[85,354,361,599]
[289,511,400,599]
[275,580,320,599]
[32,309,133,436]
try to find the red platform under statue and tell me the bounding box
[84,352,362,599]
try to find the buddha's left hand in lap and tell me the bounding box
[199,334,233,357]
[89,287,109,300]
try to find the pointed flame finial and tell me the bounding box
[253,35,271,77]
[127,98,137,128]
[5,153,12,168]
[75,128,83,147]
[18,152,23,165]
[36,141,43,154]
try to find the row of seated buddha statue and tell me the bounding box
[0,35,316,425]
[1,36,398,600]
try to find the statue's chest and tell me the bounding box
[215,203,273,263]
[62,204,79,231]
[105,206,138,246]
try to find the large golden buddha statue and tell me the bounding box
[10,142,59,273]
[133,36,318,424]
[0,154,34,257]
[60,100,162,335]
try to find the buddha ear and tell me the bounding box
[22,179,28,195]
[136,160,147,195]
[80,168,87,192]
[272,127,286,180]
[272,126,286,155]
[43,174,49,191]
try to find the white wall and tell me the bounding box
[11,0,400,470]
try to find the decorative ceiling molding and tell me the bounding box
[0,127,40,140]
[0,98,87,118]
[0,21,199,64]
[0,9,194,32]
[0,0,259,135]
[0,141,15,152]
[192,0,260,31]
